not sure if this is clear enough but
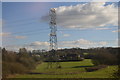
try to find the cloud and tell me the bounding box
[59,39,108,48]
[4,39,109,51]
[30,41,49,46]
[91,0,111,2]
[98,41,108,45]
[15,36,27,39]
[0,19,5,28]
[63,34,70,37]
[95,28,110,30]
[28,39,108,49]
[0,32,11,37]
[1,32,27,39]
[0,19,2,28]
[112,29,120,33]
[42,2,118,29]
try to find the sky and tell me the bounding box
[1,2,119,51]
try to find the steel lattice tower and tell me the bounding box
[49,8,57,51]
[47,8,61,68]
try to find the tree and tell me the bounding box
[92,50,118,65]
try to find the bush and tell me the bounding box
[57,65,62,68]
[2,62,27,78]
[84,53,94,59]
[2,48,37,78]
[92,52,118,65]
[18,57,35,69]
[85,65,107,72]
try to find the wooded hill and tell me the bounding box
[1,47,120,78]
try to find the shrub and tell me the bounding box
[18,57,35,69]
[92,52,118,65]
[57,65,62,68]
[2,48,37,78]
[2,62,27,78]
[85,65,107,72]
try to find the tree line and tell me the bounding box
[1,47,120,78]
[1,47,41,78]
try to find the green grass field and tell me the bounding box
[12,59,117,78]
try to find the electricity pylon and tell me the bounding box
[47,8,61,68]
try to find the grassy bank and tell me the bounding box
[12,59,117,78]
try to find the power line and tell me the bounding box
[4,21,40,28]
[3,17,45,29]
[4,16,40,23]
[3,31,49,39]
[57,40,117,42]
[2,28,117,38]
[11,28,49,35]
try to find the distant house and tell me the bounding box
[44,53,84,62]
[59,54,84,61]
[32,54,40,57]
